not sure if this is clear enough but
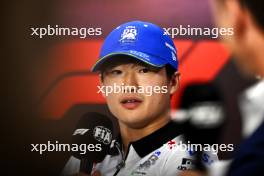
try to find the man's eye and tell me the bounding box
[110,70,122,75]
[139,68,149,73]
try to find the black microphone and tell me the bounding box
[71,112,114,174]
[173,82,225,171]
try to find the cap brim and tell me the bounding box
[91,51,168,72]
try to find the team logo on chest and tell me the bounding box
[131,150,161,175]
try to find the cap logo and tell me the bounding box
[171,52,177,61]
[165,42,176,54]
[120,25,137,43]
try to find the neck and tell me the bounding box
[246,26,264,77]
[119,111,170,154]
[253,47,264,78]
[249,33,264,77]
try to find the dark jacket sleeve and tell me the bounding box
[227,121,264,176]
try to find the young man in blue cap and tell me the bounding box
[63,21,218,176]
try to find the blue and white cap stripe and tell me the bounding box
[91,21,178,72]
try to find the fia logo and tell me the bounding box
[93,126,112,144]
[120,26,137,43]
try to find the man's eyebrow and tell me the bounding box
[104,62,137,70]
[137,63,162,71]
[101,60,162,73]
[101,63,122,72]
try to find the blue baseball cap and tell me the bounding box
[91,21,178,72]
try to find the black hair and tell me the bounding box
[99,55,177,81]
[100,64,176,81]
[165,64,177,79]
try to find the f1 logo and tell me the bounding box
[73,128,89,135]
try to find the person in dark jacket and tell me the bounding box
[210,0,264,175]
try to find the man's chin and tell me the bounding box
[119,117,151,129]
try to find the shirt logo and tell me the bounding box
[131,150,161,175]
[177,158,194,170]
[167,140,177,150]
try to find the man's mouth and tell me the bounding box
[120,97,143,110]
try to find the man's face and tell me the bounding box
[210,0,259,76]
[100,59,179,129]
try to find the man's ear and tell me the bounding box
[226,0,247,40]
[169,72,180,95]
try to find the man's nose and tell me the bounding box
[123,72,138,93]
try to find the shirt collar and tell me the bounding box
[111,121,183,158]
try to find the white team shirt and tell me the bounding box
[62,122,218,176]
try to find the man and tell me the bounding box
[62,21,217,176]
[209,0,264,175]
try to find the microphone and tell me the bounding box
[180,83,225,144]
[173,82,225,171]
[71,112,114,174]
